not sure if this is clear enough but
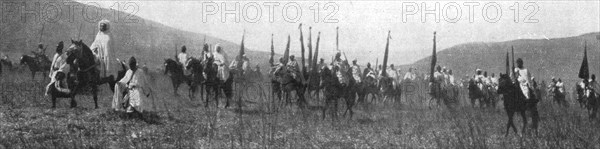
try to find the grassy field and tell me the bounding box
[1,68,599,148]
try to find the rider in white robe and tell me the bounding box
[213,44,229,81]
[514,58,533,100]
[177,46,191,76]
[90,19,113,77]
[351,60,362,83]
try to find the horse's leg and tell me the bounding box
[31,71,35,80]
[529,102,540,131]
[520,111,527,135]
[505,110,515,137]
[93,86,99,109]
[70,96,77,108]
[322,98,328,120]
[51,96,57,108]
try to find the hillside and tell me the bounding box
[0,0,279,74]
[408,32,600,84]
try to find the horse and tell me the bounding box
[320,67,341,120]
[550,86,568,107]
[272,66,307,107]
[357,75,381,104]
[203,55,233,108]
[497,73,539,136]
[20,54,50,80]
[185,58,205,101]
[56,39,117,108]
[163,58,189,96]
[306,71,322,102]
[379,76,401,103]
[468,79,485,108]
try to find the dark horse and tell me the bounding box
[164,58,204,100]
[20,54,51,80]
[320,66,357,120]
[203,55,233,108]
[186,58,205,100]
[272,67,306,107]
[497,73,539,136]
[54,39,117,108]
[163,58,187,96]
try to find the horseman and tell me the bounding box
[447,69,456,86]
[388,64,399,87]
[177,46,191,76]
[363,63,376,80]
[90,19,113,78]
[351,59,362,83]
[491,73,499,89]
[213,44,229,81]
[514,58,534,100]
[314,58,324,72]
[332,52,349,86]
[431,65,445,97]
[229,54,251,75]
[474,69,485,91]
[45,41,70,96]
[112,56,152,113]
[286,55,301,81]
[556,78,565,94]
[403,67,417,81]
[588,75,600,97]
[270,57,285,80]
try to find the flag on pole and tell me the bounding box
[511,46,515,79]
[579,41,589,79]
[308,27,313,70]
[429,32,437,82]
[236,31,245,69]
[382,31,391,77]
[283,35,290,64]
[311,32,321,72]
[299,24,306,73]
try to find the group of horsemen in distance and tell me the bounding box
[8,19,597,114]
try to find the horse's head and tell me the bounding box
[497,73,513,94]
[65,39,93,68]
[19,55,29,65]
[185,58,202,73]
[163,58,178,75]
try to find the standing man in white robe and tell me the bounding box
[112,57,153,113]
[90,19,113,78]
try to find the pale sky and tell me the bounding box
[77,0,600,65]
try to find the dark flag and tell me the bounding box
[579,41,589,79]
[511,46,515,79]
[505,50,509,75]
[430,32,437,82]
[299,24,306,73]
[311,32,321,72]
[382,31,391,77]
[269,34,274,66]
[283,35,290,64]
[236,31,245,69]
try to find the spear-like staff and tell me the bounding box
[299,24,306,73]
[269,34,274,66]
[308,26,313,72]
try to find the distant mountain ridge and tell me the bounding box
[407,32,600,85]
[0,0,279,73]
